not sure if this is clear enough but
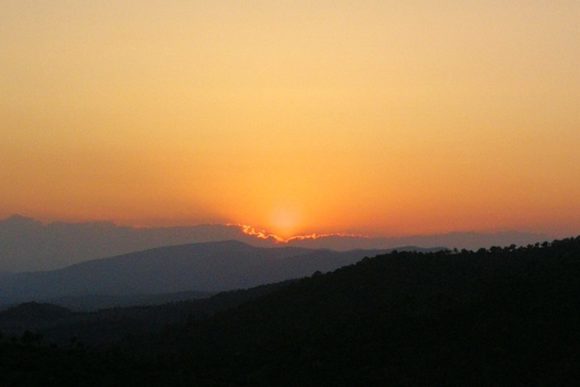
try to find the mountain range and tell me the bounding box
[1,236,579,385]
[0,214,547,271]
[0,240,401,305]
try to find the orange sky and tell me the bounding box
[1,1,579,238]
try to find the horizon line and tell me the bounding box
[0,213,555,242]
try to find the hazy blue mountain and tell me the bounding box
[0,280,298,345]
[0,215,272,272]
[287,231,548,251]
[0,241,394,305]
[0,214,548,272]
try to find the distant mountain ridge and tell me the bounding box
[0,214,548,272]
[0,215,269,271]
[0,240,400,305]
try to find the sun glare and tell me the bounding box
[270,208,300,238]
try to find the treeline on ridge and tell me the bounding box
[1,236,580,386]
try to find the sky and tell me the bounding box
[1,1,579,238]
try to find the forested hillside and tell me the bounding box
[1,237,579,386]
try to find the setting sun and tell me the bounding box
[269,208,301,238]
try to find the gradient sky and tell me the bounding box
[1,1,579,238]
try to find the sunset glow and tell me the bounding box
[1,1,579,238]
[269,208,301,238]
[235,223,367,244]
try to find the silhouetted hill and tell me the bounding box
[0,281,295,345]
[0,241,392,304]
[2,237,579,386]
[139,236,580,385]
